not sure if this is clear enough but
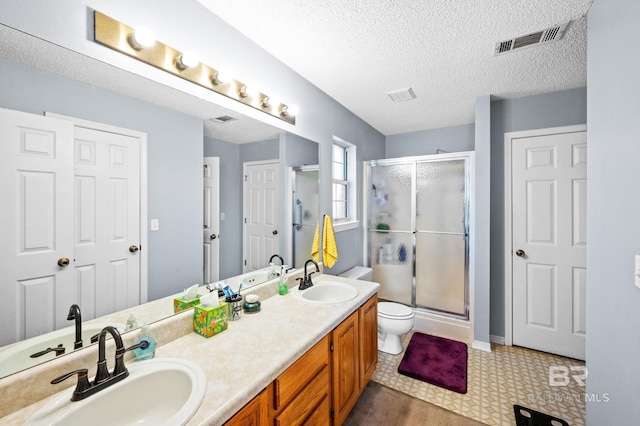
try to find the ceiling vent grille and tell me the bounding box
[209,115,237,123]
[495,22,569,55]
[386,87,417,102]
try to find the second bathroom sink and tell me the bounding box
[294,280,359,304]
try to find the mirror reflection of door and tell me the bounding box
[203,157,220,284]
[0,108,143,346]
[243,160,279,272]
[291,166,319,268]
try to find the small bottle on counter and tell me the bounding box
[133,320,157,361]
[278,265,289,295]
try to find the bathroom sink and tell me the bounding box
[295,281,359,304]
[0,323,124,378]
[25,358,207,426]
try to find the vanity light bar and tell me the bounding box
[93,11,296,125]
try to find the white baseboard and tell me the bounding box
[471,340,492,352]
[490,335,505,345]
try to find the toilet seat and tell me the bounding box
[378,302,414,320]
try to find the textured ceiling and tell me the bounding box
[199,0,592,135]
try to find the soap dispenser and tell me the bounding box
[278,265,289,295]
[133,320,157,361]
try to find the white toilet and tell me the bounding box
[338,267,415,355]
[377,302,414,354]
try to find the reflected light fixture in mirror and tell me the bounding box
[94,11,296,124]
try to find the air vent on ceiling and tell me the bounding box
[495,21,569,55]
[386,87,416,102]
[209,115,237,123]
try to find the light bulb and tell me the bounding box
[266,95,281,108]
[213,69,231,85]
[282,104,299,116]
[176,50,199,69]
[240,85,258,98]
[129,27,156,50]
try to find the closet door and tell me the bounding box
[415,159,468,317]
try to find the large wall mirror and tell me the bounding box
[0,25,319,378]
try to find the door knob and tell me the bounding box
[129,245,140,253]
[272,230,278,235]
[210,234,217,240]
[515,249,525,257]
[57,257,70,267]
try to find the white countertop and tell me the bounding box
[0,274,379,425]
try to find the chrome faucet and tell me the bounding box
[269,254,284,265]
[298,259,319,290]
[67,304,82,350]
[50,325,149,401]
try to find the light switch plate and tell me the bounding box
[635,255,640,288]
[150,219,160,231]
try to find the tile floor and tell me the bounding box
[372,331,586,426]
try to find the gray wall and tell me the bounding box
[385,123,475,158]
[489,87,587,337]
[239,138,279,163]
[203,137,242,280]
[586,0,640,422]
[0,58,204,301]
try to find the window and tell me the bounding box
[332,143,347,220]
[332,137,358,230]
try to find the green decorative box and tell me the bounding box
[173,296,201,313]
[193,303,228,338]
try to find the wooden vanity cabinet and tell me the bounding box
[332,294,378,426]
[272,334,331,425]
[225,294,378,426]
[224,386,270,426]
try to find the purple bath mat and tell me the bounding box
[397,332,468,394]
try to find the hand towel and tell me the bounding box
[311,221,320,262]
[322,215,339,268]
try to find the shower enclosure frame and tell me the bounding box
[363,151,474,321]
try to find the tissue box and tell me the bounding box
[193,302,228,338]
[173,296,201,313]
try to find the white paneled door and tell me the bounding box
[203,157,220,284]
[243,161,279,272]
[511,129,587,360]
[0,108,142,346]
[73,126,141,319]
[0,108,75,346]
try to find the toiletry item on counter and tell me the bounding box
[133,320,157,361]
[173,283,202,313]
[243,294,261,314]
[278,265,289,295]
[222,284,237,300]
[267,263,280,280]
[193,293,228,338]
[225,294,243,321]
[124,312,138,332]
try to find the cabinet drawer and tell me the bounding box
[274,334,330,410]
[274,364,330,426]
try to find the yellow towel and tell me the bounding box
[311,221,320,262]
[322,215,339,268]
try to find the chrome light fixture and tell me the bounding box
[93,11,296,125]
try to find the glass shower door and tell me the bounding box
[368,162,414,305]
[292,166,319,269]
[415,159,468,316]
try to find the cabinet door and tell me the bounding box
[274,365,330,426]
[332,310,360,426]
[359,294,378,389]
[225,387,269,426]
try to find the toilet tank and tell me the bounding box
[338,266,372,281]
